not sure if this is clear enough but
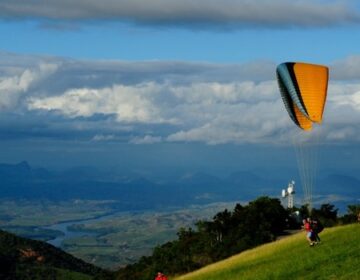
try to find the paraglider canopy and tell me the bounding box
[276,62,329,131]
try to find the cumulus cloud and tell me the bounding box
[31,77,359,145]
[326,127,356,141]
[0,62,58,110]
[331,56,360,80]
[166,100,290,145]
[28,84,168,124]
[0,0,359,29]
[27,79,285,144]
[2,52,360,145]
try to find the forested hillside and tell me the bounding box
[0,230,113,280]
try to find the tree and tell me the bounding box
[311,203,338,227]
[340,204,360,224]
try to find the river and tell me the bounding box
[44,212,119,248]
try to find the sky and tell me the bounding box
[1,0,360,179]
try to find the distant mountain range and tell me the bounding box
[0,161,359,210]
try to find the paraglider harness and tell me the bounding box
[312,219,324,234]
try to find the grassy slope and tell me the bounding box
[175,224,360,280]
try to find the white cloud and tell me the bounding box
[326,127,356,141]
[2,53,360,145]
[167,99,289,144]
[171,81,277,105]
[27,80,283,138]
[0,63,58,110]
[28,83,169,124]
[0,0,359,29]
[331,56,360,80]
[130,135,162,144]
[330,89,360,110]
[22,73,360,144]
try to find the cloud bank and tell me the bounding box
[0,0,359,29]
[1,52,360,145]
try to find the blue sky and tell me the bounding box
[1,18,360,63]
[1,0,360,182]
[1,0,360,63]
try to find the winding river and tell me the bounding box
[44,212,119,248]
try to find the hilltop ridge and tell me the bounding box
[175,224,360,280]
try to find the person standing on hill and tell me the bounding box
[311,218,323,244]
[303,218,314,246]
[155,272,168,280]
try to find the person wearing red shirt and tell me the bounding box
[303,218,314,246]
[155,272,168,280]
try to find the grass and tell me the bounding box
[174,224,360,280]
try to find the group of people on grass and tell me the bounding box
[303,217,323,246]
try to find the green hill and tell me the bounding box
[0,229,113,280]
[175,224,360,280]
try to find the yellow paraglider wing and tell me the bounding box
[293,63,328,124]
[276,62,329,130]
[293,103,312,131]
